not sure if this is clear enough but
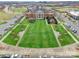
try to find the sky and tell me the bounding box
[0,0,79,1]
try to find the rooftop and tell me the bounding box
[68,11,79,16]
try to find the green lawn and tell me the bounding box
[3,18,29,45]
[19,20,59,48]
[2,18,77,48]
[3,19,59,48]
[53,24,75,46]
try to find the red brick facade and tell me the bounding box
[25,12,53,19]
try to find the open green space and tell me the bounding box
[3,19,59,48]
[19,20,58,48]
[53,23,75,46]
[2,17,78,48]
[3,18,29,45]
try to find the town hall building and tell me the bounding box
[25,5,57,24]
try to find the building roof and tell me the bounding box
[0,5,5,9]
[68,11,79,16]
[28,5,53,13]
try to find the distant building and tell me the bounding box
[67,10,79,20]
[0,5,5,10]
[25,5,54,19]
[24,5,57,24]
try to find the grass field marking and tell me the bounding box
[51,25,61,47]
[16,24,30,46]
[0,17,25,42]
[55,16,79,43]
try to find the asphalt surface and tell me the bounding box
[55,11,79,38]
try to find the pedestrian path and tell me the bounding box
[0,17,25,42]
[16,24,30,46]
[51,25,61,47]
[55,16,79,43]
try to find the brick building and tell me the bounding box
[25,5,54,19]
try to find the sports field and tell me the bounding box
[2,17,78,48]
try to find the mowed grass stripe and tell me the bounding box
[29,21,39,47]
[19,22,36,47]
[42,20,58,47]
[19,19,59,48]
[31,20,43,47]
[40,20,49,47]
[47,25,59,47]
[32,20,42,47]
[19,20,42,47]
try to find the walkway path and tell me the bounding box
[0,17,25,42]
[55,16,79,43]
[45,19,61,47]
[51,25,61,47]
[0,42,78,57]
[16,24,30,46]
